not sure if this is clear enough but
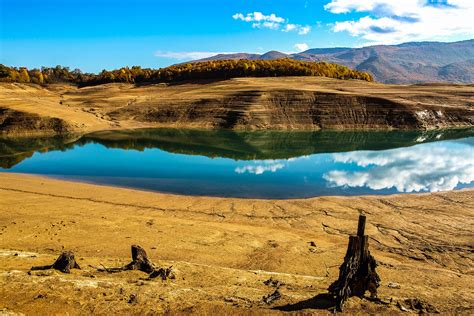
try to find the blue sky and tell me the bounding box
[1,0,472,72]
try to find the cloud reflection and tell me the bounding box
[235,162,284,175]
[234,156,309,175]
[323,142,474,193]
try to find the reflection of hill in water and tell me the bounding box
[1,128,473,169]
[0,135,79,169]
[77,128,474,159]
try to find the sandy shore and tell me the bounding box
[0,173,473,314]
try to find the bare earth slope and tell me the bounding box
[0,173,473,315]
[1,77,473,136]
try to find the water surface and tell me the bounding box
[1,128,473,198]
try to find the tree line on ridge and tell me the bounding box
[0,58,373,86]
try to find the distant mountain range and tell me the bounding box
[195,40,474,84]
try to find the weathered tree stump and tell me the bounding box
[99,244,174,280]
[328,214,380,311]
[99,245,154,273]
[124,244,155,273]
[31,251,80,273]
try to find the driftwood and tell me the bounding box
[98,244,174,280]
[30,251,80,273]
[149,266,175,280]
[328,214,380,311]
[263,289,282,304]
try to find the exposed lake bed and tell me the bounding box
[0,172,473,314]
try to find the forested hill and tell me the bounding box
[0,59,373,86]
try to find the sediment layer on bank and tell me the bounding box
[1,77,473,136]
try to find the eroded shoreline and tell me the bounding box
[1,77,473,137]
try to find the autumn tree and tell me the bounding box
[18,67,30,83]
[29,69,44,84]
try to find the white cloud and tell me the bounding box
[324,0,474,44]
[233,12,311,35]
[284,24,297,32]
[323,141,474,193]
[294,43,309,52]
[255,21,281,30]
[154,51,235,60]
[233,12,285,23]
[298,25,311,35]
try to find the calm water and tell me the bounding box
[1,129,473,198]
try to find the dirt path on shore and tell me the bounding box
[0,173,473,314]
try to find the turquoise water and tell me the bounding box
[1,129,473,198]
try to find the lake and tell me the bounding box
[1,128,473,198]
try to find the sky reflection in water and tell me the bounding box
[0,130,472,198]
